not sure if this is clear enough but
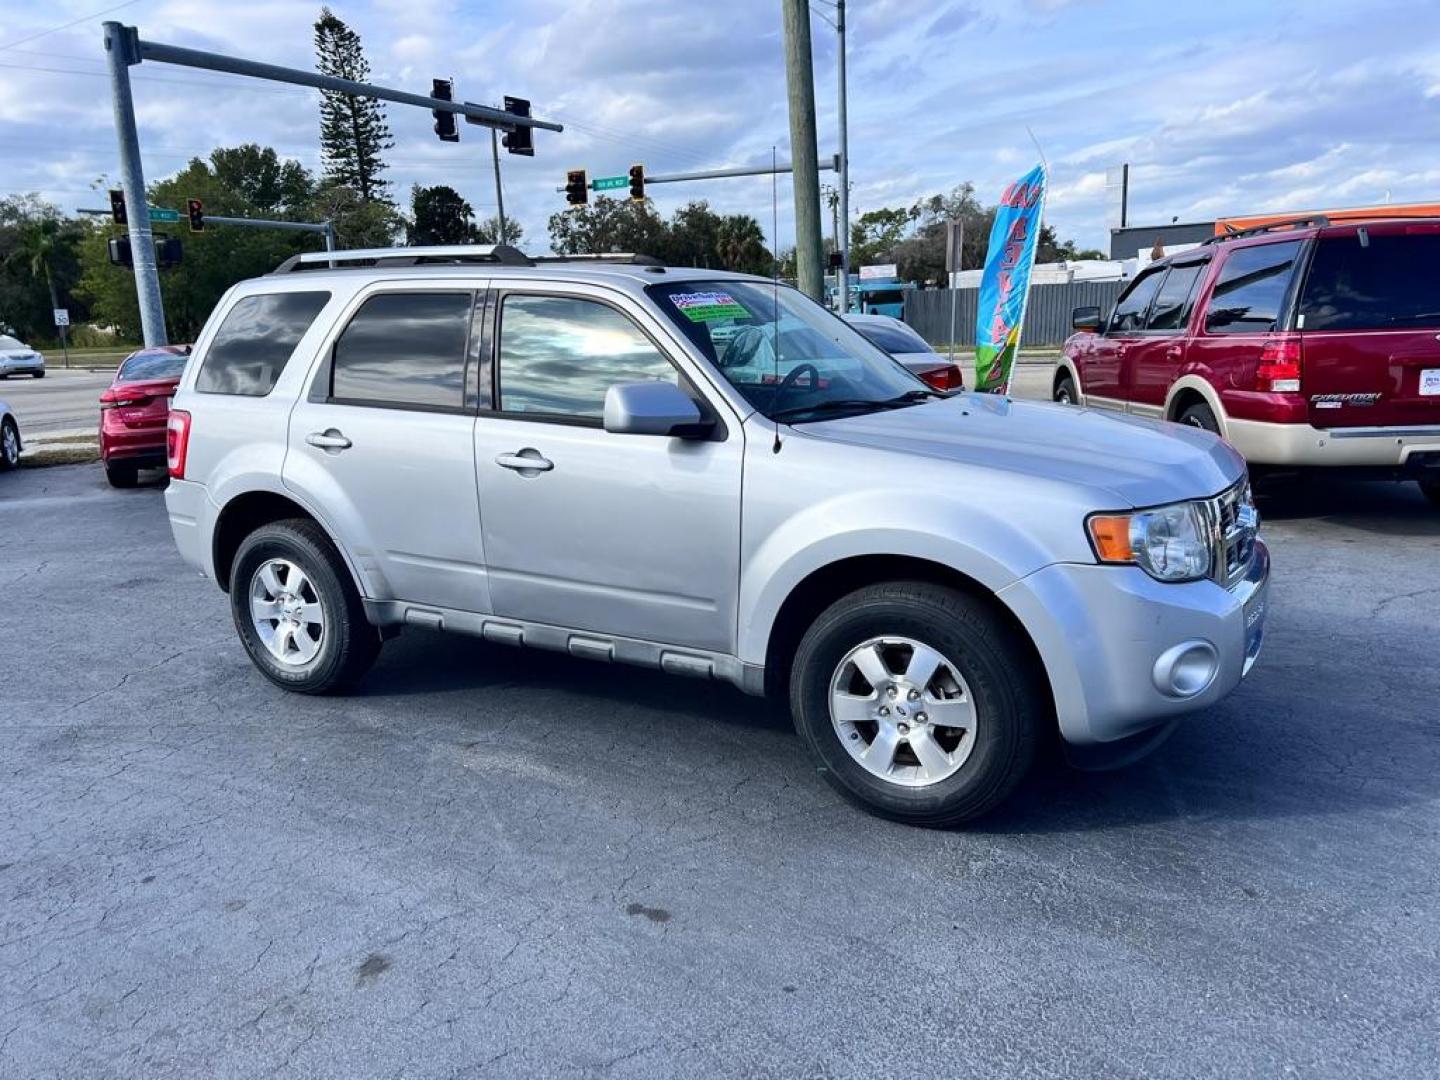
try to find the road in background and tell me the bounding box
[2,464,1437,1078]
[0,369,113,436]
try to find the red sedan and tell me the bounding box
[99,345,190,487]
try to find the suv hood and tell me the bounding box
[798,393,1244,508]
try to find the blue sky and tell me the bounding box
[1,0,1437,255]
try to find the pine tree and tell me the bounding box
[314,7,393,204]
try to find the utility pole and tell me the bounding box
[835,0,851,312]
[490,128,507,242]
[781,0,824,302]
[103,22,167,347]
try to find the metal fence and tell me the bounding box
[903,281,1126,347]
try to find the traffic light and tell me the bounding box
[107,236,132,267]
[565,169,588,207]
[501,96,533,156]
[187,198,205,233]
[108,188,127,226]
[628,164,645,202]
[155,237,183,269]
[431,78,458,142]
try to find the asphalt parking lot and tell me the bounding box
[2,463,1438,1079]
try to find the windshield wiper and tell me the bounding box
[887,388,946,402]
[769,398,902,422]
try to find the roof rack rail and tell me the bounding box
[1202,215,1331,245]
[273,243,535,273]
[530,252,666,267]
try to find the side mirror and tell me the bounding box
[603,381,709,438]
[1072,306,1103,332]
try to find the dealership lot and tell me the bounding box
[2,463,1437,1079]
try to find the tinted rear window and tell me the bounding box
[852,321,931,354]
[196,292,330,396]
[1300,231,1440,331]
[1109,269,1164,333]
[1204,241,1302,335]
[1147,263,1206,331]
[118,351,187,382]
[331,292,472,410]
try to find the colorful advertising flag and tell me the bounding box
[974,164,1047,393]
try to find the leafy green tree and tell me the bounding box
[474,215,524,245]
[547,197,669,257]
[408,184,476,245]
[311,182,404,249]
[849,206,915,270]
[0,196,86,342]
[209,145,315,214]
[314,7,393,204]
[715,214,770,275]
[548,198,769,272]
[664,201,723,267]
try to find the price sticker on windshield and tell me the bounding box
[1421,369,1440,396]
[674,291,749,323]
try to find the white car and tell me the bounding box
[842,313,961,391]
[0,335,45,379]
[0,399,21,469]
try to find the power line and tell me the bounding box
[0,0,143,52]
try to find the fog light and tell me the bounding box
[1152,641,1218,699]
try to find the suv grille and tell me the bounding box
[1204,479,1259,588]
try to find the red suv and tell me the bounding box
[1055,217,1440,505]
[99,345,190,487]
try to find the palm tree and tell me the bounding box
[715,215,770,276]
[8,219,67,364]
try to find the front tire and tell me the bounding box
[33,370,44,379]
[790,581,1044,826]
[229,518,380,694]
[1053,371,1077,405]
[1420,479,1440,508]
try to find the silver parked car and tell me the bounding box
[164,245,1269,825]
[0,335,45,378]
[0,399,21,469]
[842,312,964,391]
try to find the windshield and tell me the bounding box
[0,336,24,351]
[851,320,932,355]
[647,280,928,422]
[118,350,188,382]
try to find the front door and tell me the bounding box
[1087,266,1166,406]
[1125,260,1208,414]
[284,286,489,613]
[470,285,742,653]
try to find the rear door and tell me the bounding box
[1297,223,1440,428]
[1084,267,1164,405]
[284,284,489,613]
[1124,259,1208,414]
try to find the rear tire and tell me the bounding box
[105,462,138,488]
[229,518,381,694]
[790,581,1044,827]
[0,418,19,469]
[33,370,44,379]
[1420,479,1440,508]
[1178,400,1220,434]
[1053,371,1077,405]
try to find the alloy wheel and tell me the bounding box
[828,635,978,787]
[249,558,324,666]
[2,423,18,465]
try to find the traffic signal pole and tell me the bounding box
[103,23,167,347]
[491,128,507,243]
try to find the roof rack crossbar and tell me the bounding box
[273,243,535,273]
[1202,215,1331,245]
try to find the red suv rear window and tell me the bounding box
[1300,231,1440,331]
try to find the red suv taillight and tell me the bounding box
[918,364,965,391]
[1257,336,1303,393]
[166,409,191,479]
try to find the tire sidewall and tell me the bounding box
[1,420,18,468]
[230,524,357,692]
[1180,401,1219,434]
[1054,373,1077,405]
[791,589,1033,824]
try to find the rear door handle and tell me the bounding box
[306,429,352,451]
[1166,345,1184,360]
[495,449,553,474]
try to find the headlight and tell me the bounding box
[1087,501,1212,582]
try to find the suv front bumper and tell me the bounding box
[999,538,1269,749]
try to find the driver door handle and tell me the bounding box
[495,449,554,473]
[1166,345,1183,360]
[306,429,351,451]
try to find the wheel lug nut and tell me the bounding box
[916,712,928,724]
[898,722,910,734]
[878,706,890,717]
[887,686,898,698]
[908,689,920,702]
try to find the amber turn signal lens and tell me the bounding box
[1088,514,1134,563]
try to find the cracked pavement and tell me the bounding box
[1,464,1438,1079]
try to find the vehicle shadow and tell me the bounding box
[1255,472,1440,537]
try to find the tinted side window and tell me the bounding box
[1300,232,1440,331]
[497,295,676,420]
[1109,271,1164,333]
[196,291,330,396]
[1147,263,1206,331]
[1204,241,1302,334]
[331,292,472,409]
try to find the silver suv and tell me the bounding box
[164,244,1269,825]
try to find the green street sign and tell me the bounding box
[148,207,181,223]
[591,176,627,192]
